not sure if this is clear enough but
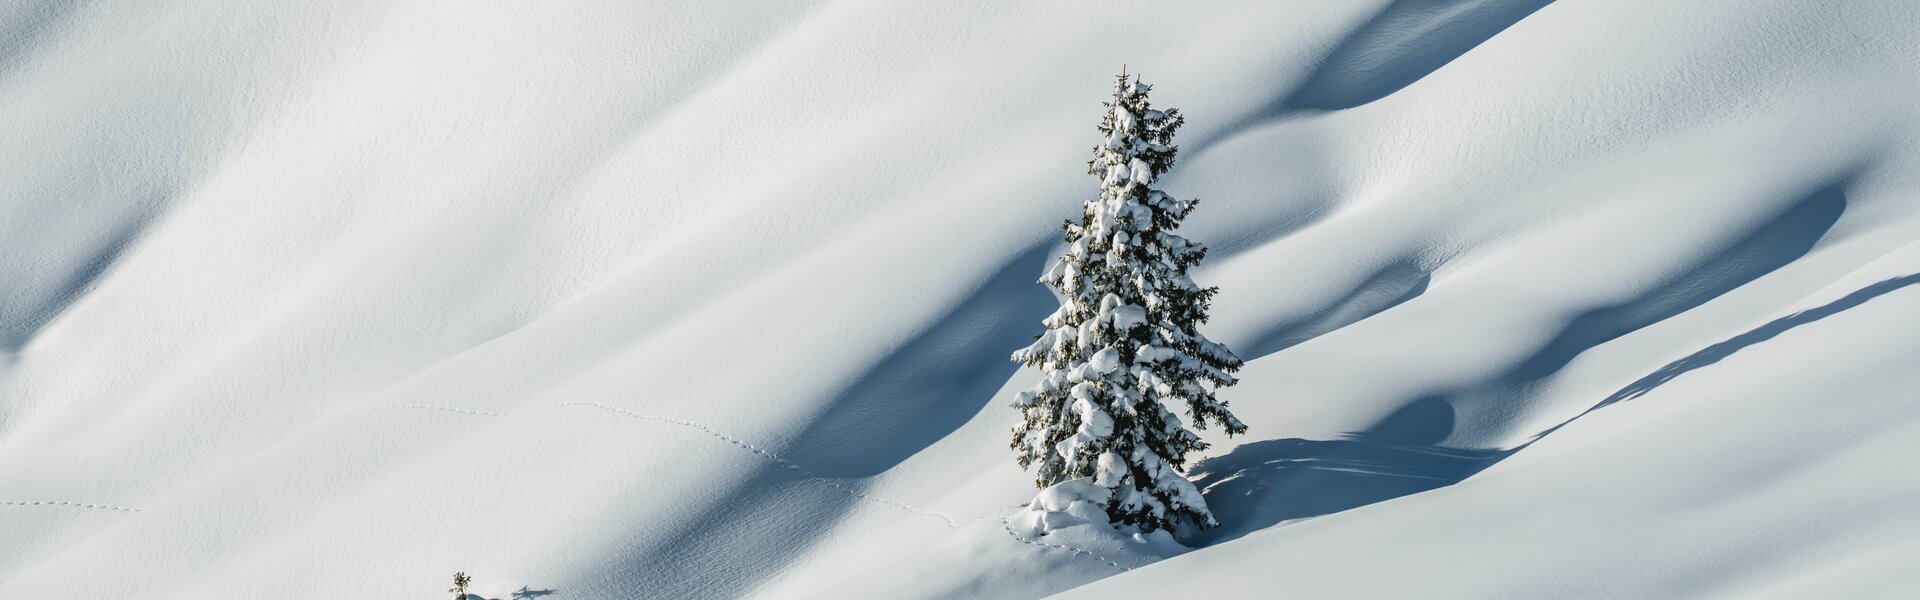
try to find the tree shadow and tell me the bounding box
[1192,185,1894,546]
[1415,180,1848,440]
[1521,271,1920,446]
[1242,259,1430,361]
[1604,272,1920,407]
[1189,398,1507,546]
[1279,0,1558,112]
[458,585,558,600]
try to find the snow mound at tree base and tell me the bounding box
[1015,479,1115,535]
[1007,480,1191,561]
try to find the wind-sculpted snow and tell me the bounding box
[1279,0,1557,111]
[4,0,1920,598]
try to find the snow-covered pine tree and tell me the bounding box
[449,572,472,600]
[1011,71,1247,533]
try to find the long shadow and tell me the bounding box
[1,207,155,352]
[1192,181,1858,544]
[461,588,558,600]
[779,244,1055,478]
[1600,271,1920,406]
[569,460,863,599]
[1196,0,1557,150]
[461,588,559,600]
[1242,260,1430,361]
[556,246,1053,594]
[1282,0,1557,111]
[0,0,87,78]
[1189,398,1508,546]
[1420,181,1848,437]
[1514,185,1848,382]
[551,228,1090,596]
[560,244,1083,596]
[1522,271,1920,446]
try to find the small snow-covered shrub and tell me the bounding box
[449,572,472,599]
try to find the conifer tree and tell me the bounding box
[1011,71,1246,532]
[449,572,472,599]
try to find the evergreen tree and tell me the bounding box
[449,572,472,599]
[1011,71,1246,532]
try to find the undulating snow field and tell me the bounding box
[5,0,1920,597]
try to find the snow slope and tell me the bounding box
[4,0,1919,597]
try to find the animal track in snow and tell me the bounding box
[362,402,1138,570]
[0,500,140,512]
[998,511,1132,572]
[359,402,960,527]
[361,402,1151,570]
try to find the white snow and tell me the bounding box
[1085,347,1123,374]
[1032,479,1112,516]
[4,0,1920,598]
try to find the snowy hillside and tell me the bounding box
[5,0,1920,597]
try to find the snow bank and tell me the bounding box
[4,0,1919,598]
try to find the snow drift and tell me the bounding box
[4,0,1919,598]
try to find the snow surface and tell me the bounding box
[4,0,1920,598]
